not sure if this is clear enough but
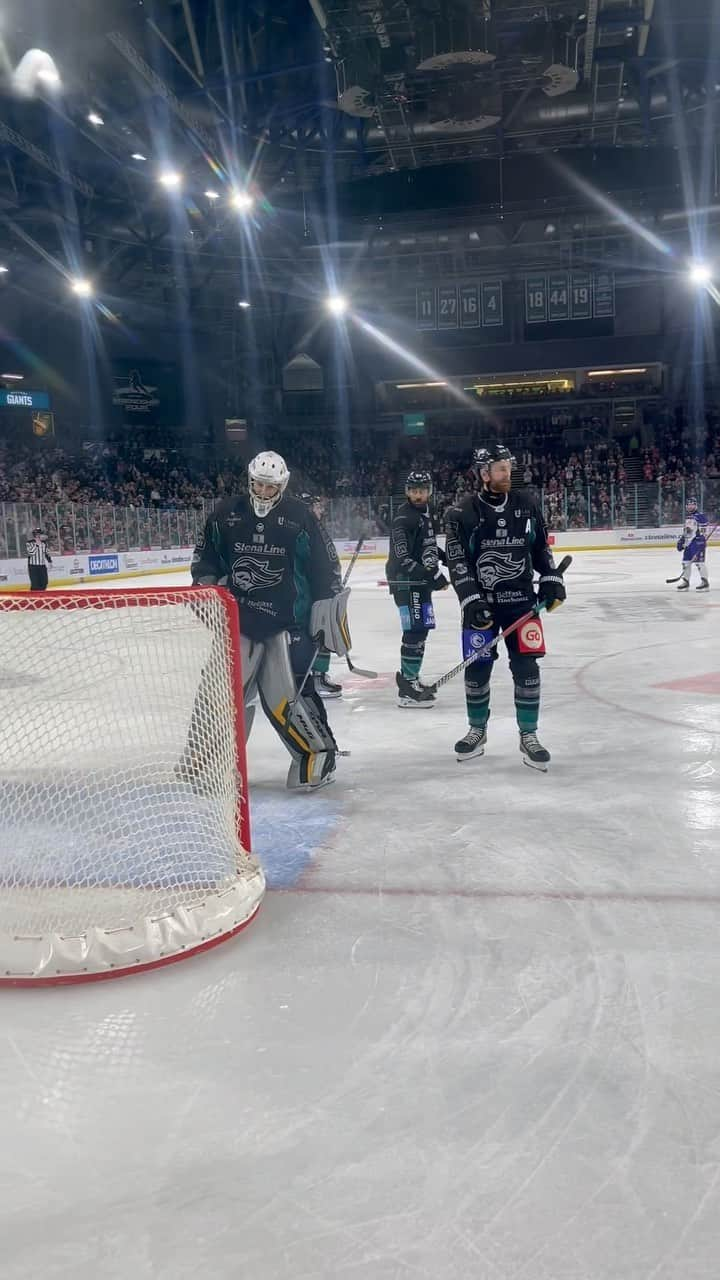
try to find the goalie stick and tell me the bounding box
[666,524,718,583]
[428,554,573,693]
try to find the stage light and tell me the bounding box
[0,266,8,274]
[204,190,220,201]
[1,373,24,381]
[237,300,251,309]
[230,190,254,213]
[131,153,147,161]
[689,261,712,286]
[87,112,104,126]
[36,65,61,88]
[70,278,93,298]
[158,170,182,190]
[325,293,348,316]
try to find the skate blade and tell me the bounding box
[455,748,485,762]
[398,699,435,709]
[521,754,549,773]
[317,689,343,699]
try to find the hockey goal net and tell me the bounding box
[0,585,264,985]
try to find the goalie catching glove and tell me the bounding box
[310,588,352,656]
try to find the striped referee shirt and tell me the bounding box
[26,538,52,565]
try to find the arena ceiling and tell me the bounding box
[0,0,716,311]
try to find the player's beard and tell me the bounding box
[487,477,511,495]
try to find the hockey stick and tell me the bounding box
[342,535,365,587]
[666,524,718,583]
[340,536,378,678]
[428,554,573,694]
[345,655,378,679]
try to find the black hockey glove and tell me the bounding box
[463,598,494,629]
[538,572,566,613]
[430,571,450,591]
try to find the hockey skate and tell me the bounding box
[396,671,435,708]
[519,732,551,772]
[314,672,343,699]
[697,582,710,591]
[677,580,690,590]
[455,727,487,762]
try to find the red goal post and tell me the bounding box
[0,585,264,985]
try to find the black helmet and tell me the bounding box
[473,444,514,468]
[405,470,433,493]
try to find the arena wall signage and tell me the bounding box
[0,389,51,410]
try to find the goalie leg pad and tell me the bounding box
[258,632,337,787]
[240,634,265,741]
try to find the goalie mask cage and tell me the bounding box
[0,586,264,986]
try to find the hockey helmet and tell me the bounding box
[473,444,514,469]
[248,451,290,517]
[405,469,433,495]
[686,497,698,514]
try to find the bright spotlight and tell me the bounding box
[230,190,254,213]
[36,65,61,89]
[70,278,93,298]
[326,293,348,316]
[204,189,220,201]
[689,261,712,286]
[158,170,182,190]
[237,299,251,309]
[87,112,104,127]
[0,266,8,275]
[131,153,147,161]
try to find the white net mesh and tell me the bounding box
[0,587,264,983]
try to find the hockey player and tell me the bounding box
[299,492,343,699]
[386,470,448,708]
[190,452,350,790]
[677,499,710,591]
[445,445,566,770]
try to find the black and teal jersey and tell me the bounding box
[445,488,555,608]
[385,500,442,594]
[191,493,341,640]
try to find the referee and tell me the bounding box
[26,527,52,591]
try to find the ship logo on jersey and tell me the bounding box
[476,550,525,590]
[231,555,284,592]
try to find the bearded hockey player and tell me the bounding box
[444,445,566,770]
[299,492,343,699]
[190,452,350,790]
[385,470,448,707]
[677,499,710,591]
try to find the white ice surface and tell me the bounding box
[3,550,720,1279]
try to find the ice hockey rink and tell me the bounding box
[4,547,720,1280]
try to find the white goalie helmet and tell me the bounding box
[248,451,290,517]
